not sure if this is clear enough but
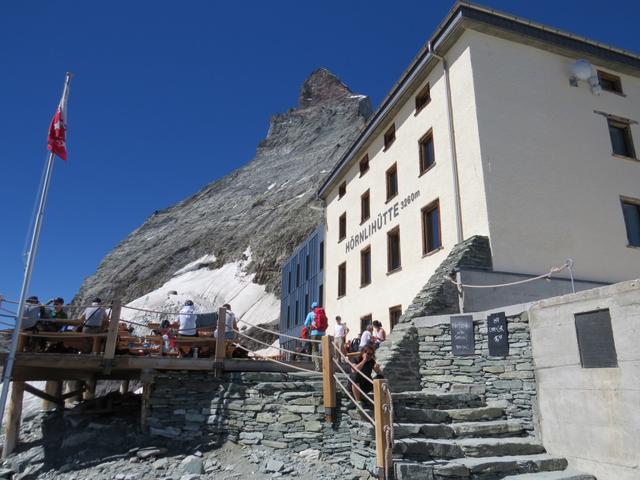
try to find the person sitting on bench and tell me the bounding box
[177,299,196,357]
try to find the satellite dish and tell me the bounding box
[571,59,593,81]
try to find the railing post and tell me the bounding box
[214,307,227,377]
[373,378,391,479]
[321,335,336,423]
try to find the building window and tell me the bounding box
[419,129,435,174]
[304,293,309,316]
[621,197,640,247]
[386,163,398,201]
[608,119,636,158]
[361,190,370,223]
[296,263,300,288]
[422,200,442,254]
[338,181,347,199]
[360,314,372,333]
[597,70,623,94]
[305,254,310,280]
[288,271,292,293]
[359,154,370,176]
[389,305,402,331]
[338,262,346,297]
[318,284,324,307]
[319,241,324,269]
[286,305,291,329]
[338,213,346,241]
[360,246,371,287]
[295,300,299,325]
[415,83,431,112]
[387,226,401,272]
[383,124,396,150]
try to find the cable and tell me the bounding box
[332,372,375,425]
[233,328,319,359]
[236,317,321,343]
[446,261,570,289]
[332,339,374,385]
[231,343,317,374]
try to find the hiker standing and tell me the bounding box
[333,315,348,362]
[304,302,328,371]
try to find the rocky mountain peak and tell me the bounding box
[298,68,352,108]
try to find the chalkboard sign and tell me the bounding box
[196,312,218,328]
[487,312,509,356]
[451,315,474,355]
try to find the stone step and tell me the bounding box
[501,470,596,480]
[394,406,504,423]
[394,437,546,460]
[394,454,569,480]
[395,420,525,439]
[392,390,484,409]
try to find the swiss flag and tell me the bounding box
[47,107,67,160]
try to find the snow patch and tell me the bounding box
[121,250,280,336]
[295,192,307,199]
[349,94,367,99]
[266,183,276,191]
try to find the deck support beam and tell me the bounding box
[3,381,25,458]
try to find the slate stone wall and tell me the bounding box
[146,371,378,473]
[417,311,537,432]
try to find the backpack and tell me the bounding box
[312,307,328,332]
[349,336,361,353]
[300,326,308,339]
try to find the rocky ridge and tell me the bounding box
[72,68,371,309]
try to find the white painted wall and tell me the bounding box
[528,279,640,480]
[323,32,489,337]
[468,30,640,282]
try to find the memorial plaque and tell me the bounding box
[487,312,509,356]
[451,315,474,355]
[575,309,618,368]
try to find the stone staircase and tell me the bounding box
[391,391,595,480]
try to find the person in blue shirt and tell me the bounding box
[304,301,324,371]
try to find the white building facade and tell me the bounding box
[318,3,640,335]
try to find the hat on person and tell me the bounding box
[311,302,319,309]
[185,300,194,306]
[92,297,102,304]
[26,296,39,304]
[53,297,64,305]
[223,303,231,310]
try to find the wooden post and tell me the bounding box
[373,379,391,480]
[322,335,337,423]
[16,333,26,353]
[140,369,154,431]
[64,380,83,405]
[83,376,96,401]
[103,299,122,371]
[3,381,25,458]
[42,380,59,411]
[119,380,129,395]
[214,307,226,376]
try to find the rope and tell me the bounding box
[446,261,570,289]
[382,382,395,480]
[332,357,373,405]
[231,343,317,374]
[333,372,375,425]
[233,328,319,359]
[236,317,322,343]
[18,332,109,338]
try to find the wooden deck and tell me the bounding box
[0,352,315,381]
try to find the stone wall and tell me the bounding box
[146,371,378,474]
[414,307,537,432]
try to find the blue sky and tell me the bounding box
[1,0,639,307]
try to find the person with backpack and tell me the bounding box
[304,301,328,371]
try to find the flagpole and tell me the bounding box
[0,73,72,437]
